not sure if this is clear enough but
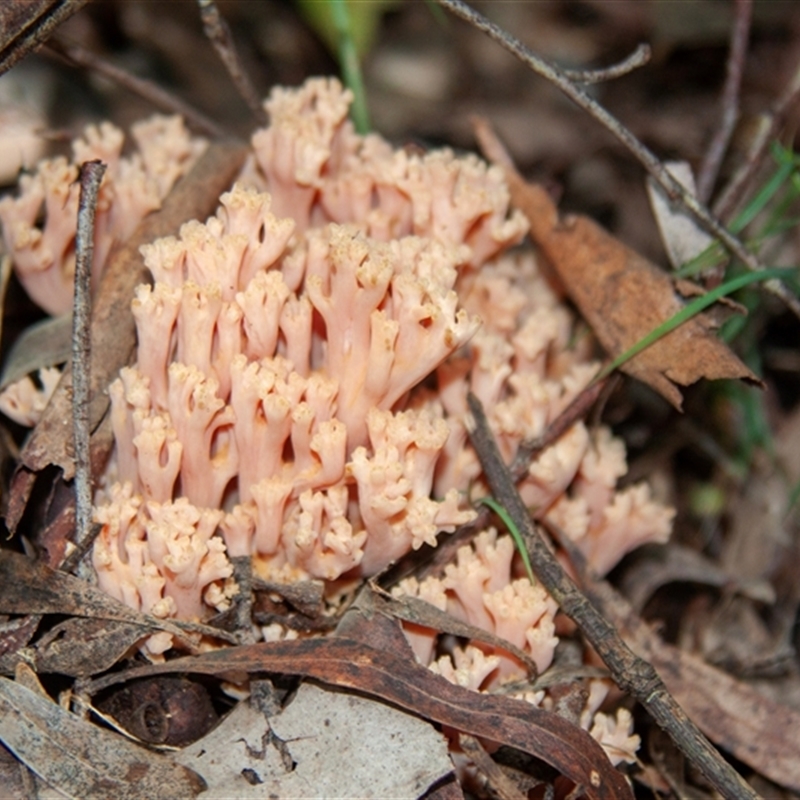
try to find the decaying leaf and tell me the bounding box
[0,677,206,800]
[0,550,237,675]
[617,544,742,613]
[474,118,760,409]
[176,683,453,799]
[31,617,153,678]
[0,314,72,390]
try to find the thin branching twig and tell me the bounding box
[44,38,226,139]
[72,160,105,553]
[436,0,800,318]
[562,43,651,85]
[465,393,759,800]
[198,0,267,126]
[697,0,752,203]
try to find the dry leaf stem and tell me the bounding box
[436,0,800,318]
[465,392,760,800]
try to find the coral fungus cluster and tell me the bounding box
[0,78,673,754]
[0,114,205,316]
[0,114,205,426]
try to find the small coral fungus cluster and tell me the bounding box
[0,114,205,425]
[0,78,673,765]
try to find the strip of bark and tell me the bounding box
[0,0,89,76]
[72,160,106,551]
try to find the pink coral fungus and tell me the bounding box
[85,76,671,665]
[0,115,205,315]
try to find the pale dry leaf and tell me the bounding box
[176,683,453,799]
[646,161,715,270]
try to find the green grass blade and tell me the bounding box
[729,158,795,234]
[330,0,371,133]
[478,496,536,584]
[675,148,796,279]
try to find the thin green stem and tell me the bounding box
[330,0,370,133]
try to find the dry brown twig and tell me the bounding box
[714,51,800,221]
[43,38,226,139]
[465,393,760,800]
[697,0,753,203]
[561,42,651,85]
[198,0,267,126]
[435,0,800,318]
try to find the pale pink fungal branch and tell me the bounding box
[350,407,476,575]
[246,77,529,265]
[0,116,205,315]
[580,680,641,766]
[250,77,355,228]
[0,101,45,185]
[92,483,235,653]
[396,528,559,686]
[97,167,486,589]
[547,427,674,576]
[0,366,61,426]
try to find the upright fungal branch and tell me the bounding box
[0,115,207,429]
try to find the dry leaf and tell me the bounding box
[617,544,738,612]
[474,118,760,409]
[0,741,30,800]
[0,677,206,800]
[32,617,153,678]
[0,315,72,390]
[646,161,715,270]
